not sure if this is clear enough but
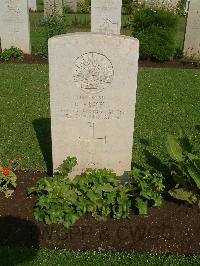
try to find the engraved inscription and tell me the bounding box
[73,52,114,94]
[4,0,22,21]
[60,95,124,120]
[98,18,119,34]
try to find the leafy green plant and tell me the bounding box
[28,157,81,228]
[28,157,132,228]
[28,175,82,228]
[0,166,17,197]
[73,168,132,220]
[128,168,165,215]
[77,0,91,14]
[132,8,178,61]
[166,130,200,205]
[38,15,67,58]
[0,47,23,61]
[177,0,187,16]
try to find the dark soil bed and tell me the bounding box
[1,170,200,255]
[0,55,48,64]
[0,55,199,69]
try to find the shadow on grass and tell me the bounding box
[0,216,39,265]
[143,150,171,175]
[33,118,53,176]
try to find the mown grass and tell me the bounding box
[0,65,200,172]
[29,12,186,55]
[1,247,200,266]
[29,12,131,54]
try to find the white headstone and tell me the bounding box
[28,0,37,11]
[44,0,63,17]
[0,0,31,54]
[49,33,139,177]
[91,0,122,34]
[184,0,200,59]
[63,0,77,12]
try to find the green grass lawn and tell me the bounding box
[29,12,131,54]
[29,12,186,55]
[1,247,200,266]
[0,65,200,172]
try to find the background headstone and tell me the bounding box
[91,0,122,34]
[0,0,31,54]
[184,0,200,59]
[44,0,63,17]
[63,0,77,12]
[28,0,37,11]
[49,33,139,177]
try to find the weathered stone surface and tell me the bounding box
[184,0,200,59]
[91,0,122,34]
[0,0,31,54]
[49,33,139,177]
[44,0,63,17]
[63,0,77,12]
[28,0,37,11]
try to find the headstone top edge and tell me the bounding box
[48,32,139,43]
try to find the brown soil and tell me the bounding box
[0,55,48,64]
[1,170,200,254]
[0,55,199,69]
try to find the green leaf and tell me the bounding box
[188,167,200,189]
[55,157,77,176]
[166,134,184,162]
[187,153,199,161]
[193,159,200,172]
[100,183,113,192]
[135,197,148,215]
[169,188,197,204]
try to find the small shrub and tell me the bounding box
[28,157,132,228]
[77,0,91,14]
[128,168,165,215]
[73,168,132,220]
[132,8,178,61]
[177,0,187,16]
[0,166,17,197]
[166,130,200,205]
[122,0,134,14]
[38,15,67,59]
[174,47,184,59]
[0,47,24,61]
[63,5,75,14]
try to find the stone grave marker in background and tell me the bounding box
[91,0,122,34]
[44,0,63,17]
[28,0,37,11]
[49,33,139,177]
[63,0,77,12]
[0,0,31,54]
[184,0,200,59]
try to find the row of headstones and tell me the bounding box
[0,0,199,58]
[0,0,199,176]
[49,0,199,177]
[0,0,121,54]
[49,0,138,176]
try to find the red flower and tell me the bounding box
[2,167,9,175]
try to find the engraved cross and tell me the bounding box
[78,122,106,167]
